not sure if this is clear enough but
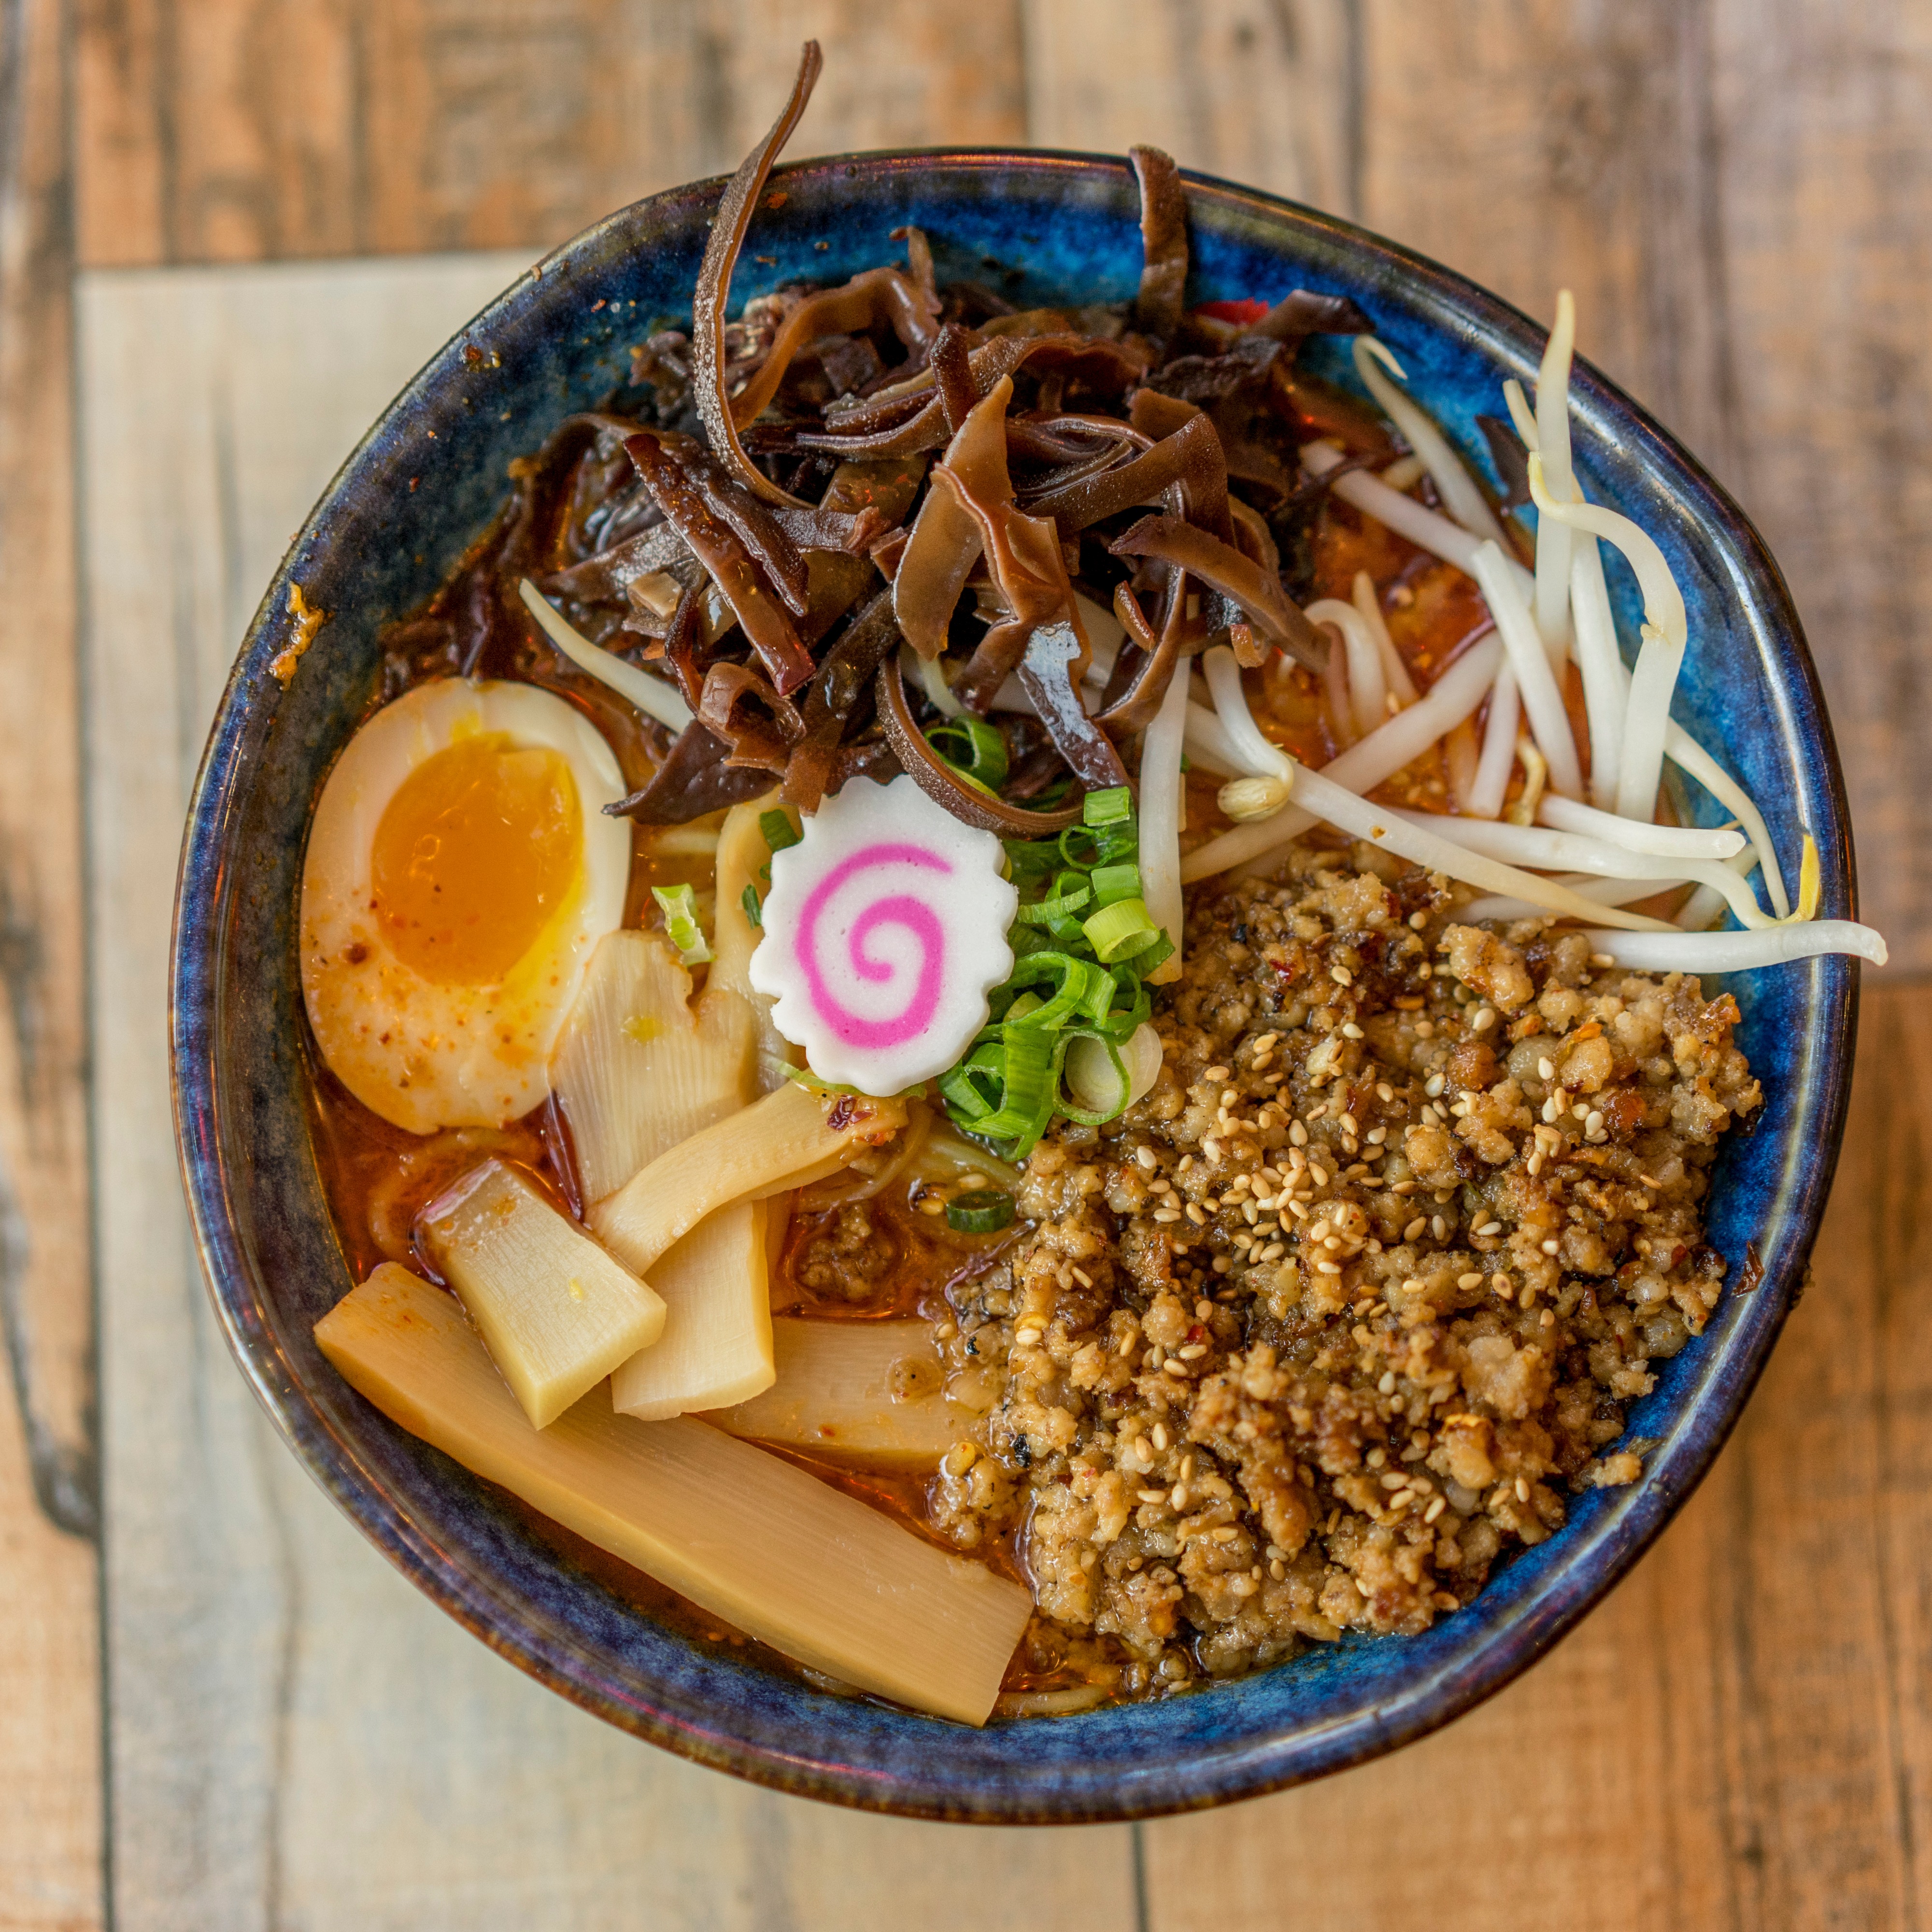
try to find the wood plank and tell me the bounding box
[80,249,1134,1932]
[0,0,106,1923]
[1143,979,1932,1931]
[75,0,1028,267]
[1021,0,1358,214]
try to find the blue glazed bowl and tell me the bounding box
[171,150,1859,1822]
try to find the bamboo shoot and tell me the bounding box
[709,1319,980,1469]
[591,1080,907,1279]
[316,1266,1030,1724]
[419,1160,665,1428]
[712,795,800,1092]
[549,929,754,1204]
[610,1200,774,1420]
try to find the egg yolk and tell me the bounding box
[370,732,582,985]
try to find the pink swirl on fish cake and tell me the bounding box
[795,842,949,1049]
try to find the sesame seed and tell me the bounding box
[1152,1208,1180,1223]
[1378,1370,1397,1394]
[1163,1359,1190,1377]
[1178,1343,1208,1360]
[1432,1215,1449,1241]
[1137,1488,1167,1506]
[1331,965,1353,986]
[1474,1220,1501,1236]
[1315,1260,1342,1275]
[1135,1145,1158,1170]
[1071,1266,1093,1288]
[1424,1495,1447,1523]
[1309,1164,1330,1187]
[1289,1121,1308,1146]
[1572,1100,1590,1120]
[1342,1022,1365,1040]
[1591,952,1616,968]
[1585,1110,1605,1135]
[1541,1237,1560,1255]
[1202,1137,1222,1161]
[1457,1271,1484,1289]
[1404,1217,1426,1241]
[1471,1007,1497,1032]
[1515,1476,1531,1503]
[1424,1073,1446,1097]
[1014,1326,1042,1346]
[1538,1057,1556,1081]
[1541,1308,1556,1327]
[1185,1203,1208,1226]
[1204,1065,1230,1082]
[1415,1019,1435,1037]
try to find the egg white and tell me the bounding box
[300,679,630,1132]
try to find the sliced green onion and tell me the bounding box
[1056,824,1101,869]
[945,1189,1016,1233]
[1089,861,1143,908]
[1082,896,1159,963]
[760,809,801,853]
[1003,952,1104,1030]
[1004,838,1063,884]
[1056,1030,1128,1126]
[1132,933,1176,980]
[740,882,763,929]
[652,883,714,965]
[927,716,1009,789]
[1016,882,1092,925]
[1083,785,1133,828]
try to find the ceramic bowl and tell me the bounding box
[171,150,1859,1822]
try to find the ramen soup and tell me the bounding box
[302,46,1883,1725]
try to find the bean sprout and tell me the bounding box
[1138,650,1190,985]
[518,579,696,733]
[1537,793,1745,859]
[1389,810,1775,928]
[1470,540,1583,799]
[1352,338,1508,544]
[1353,569,1417,703]
[1466,664,1520,820]
[1582,921,1887,972]
[1664,723,1790,917]
[1181,634,1505,879]
[1306,599,1386,739]
[1462,872,1690,923]
[1532,290,1578,657]
[1271,761,1674,930]
[1569,534,1627,810]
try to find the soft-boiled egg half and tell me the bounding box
[300,679,630,1132]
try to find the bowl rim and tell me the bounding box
[171,143,1860,1822]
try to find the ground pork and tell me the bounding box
[931,842,1759,1705]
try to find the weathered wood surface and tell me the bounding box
[5,1,1924,1927]
[0,0,106,1926]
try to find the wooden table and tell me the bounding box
[2,3,1926,1925]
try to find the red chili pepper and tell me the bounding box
[1197,298,1270,325]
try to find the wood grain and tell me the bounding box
[1023,0,1360,215]
[75,0,1027,266]
[1143,979,1932,1932]
[80,250,1136,1932]
[0,0,105,1923]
